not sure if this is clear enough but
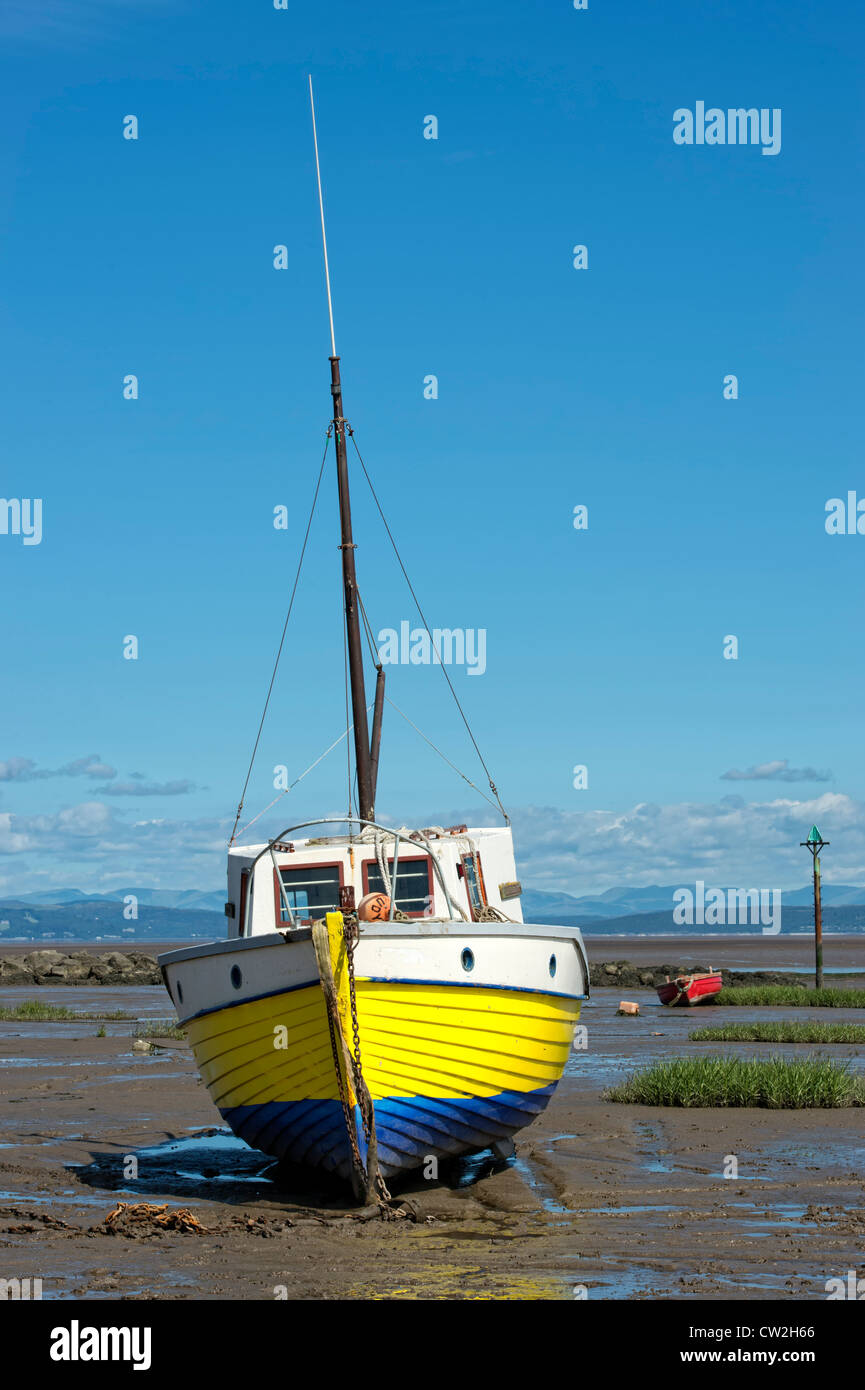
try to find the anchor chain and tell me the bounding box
[322,980,368,1197]
[312,915,401,1214]
[343,917,394,1207]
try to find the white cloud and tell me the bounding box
[721,759,833,784]
[96,779,197,797]
[0,754,117,782]
[416,793,865,895]
[0,801,230,893]
[1,793,862,899]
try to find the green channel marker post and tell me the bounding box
[801,825,829,990]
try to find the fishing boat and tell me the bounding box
[159,81,590,1203]
[656,970,722,1007]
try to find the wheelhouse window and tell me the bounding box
[363,857,432,917]
[459,852,487,921]
[275,863,342,924]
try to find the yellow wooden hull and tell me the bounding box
[186,976,580,1178]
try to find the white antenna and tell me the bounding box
[308,75,337,358]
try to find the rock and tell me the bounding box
[23,949,65,972]
[48,959,92,982]
[603,963,618,976]
[0,950,160,987]
[103,952,135,972]
[0,958,34,985]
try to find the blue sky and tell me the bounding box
[1,0,864,896]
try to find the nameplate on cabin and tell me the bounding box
[499,881,522,901]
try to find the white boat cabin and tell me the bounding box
[225,824,524,937]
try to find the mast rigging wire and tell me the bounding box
[232,709,372,841]
[383,695,505,816]
[228,433,331,845]
[348,431,509,825]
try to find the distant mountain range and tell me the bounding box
[0,890,224,942]
[0,887,225,912]
[1,882,864,941]
[519,883,865,921]
[530,905,865,936]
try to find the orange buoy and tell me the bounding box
[357,892,391,922]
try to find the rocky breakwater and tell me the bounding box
[589,960,808,989]
[0,949,161,987]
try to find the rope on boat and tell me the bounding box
[311,912,399,1212]
[372,832,409,917]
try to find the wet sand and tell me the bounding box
[7,934,863,973]
[1,966,864,1301]
[588,934,865,972]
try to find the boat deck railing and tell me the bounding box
[240,816,466,937]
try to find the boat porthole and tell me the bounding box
[549,953,557,978]
[230,964,243,990]
[176,980,183,1004]
[461,948,474,973]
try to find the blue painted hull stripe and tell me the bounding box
[222,1084,557,1180]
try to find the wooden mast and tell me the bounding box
[310,77,375,822]
[330,356,374,821]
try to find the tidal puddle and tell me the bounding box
[769,1138,865,1169]
[570,1265,671,1300]
[442,1147,513,1189]
[512,1155,569,1215]
[137,1130,273,1185]
[352,1266,571,1300]
[0,1186,143,1207]
[47,1270,201,1300]
[71,1127,278,1204]
[0,1054,185,1069]
[576,1199,810,1234]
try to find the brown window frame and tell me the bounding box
[361,855,433,919]
[272,859,345,926]
[459,851,488,921]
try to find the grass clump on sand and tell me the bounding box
[606,1055,865,1108]
[717,985,865,1008]
[135,1020,186,1040]
[0,999,134,1022]
[690,1021,865,1044]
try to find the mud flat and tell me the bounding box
[1,984,863,1300]
[588,934,865,973]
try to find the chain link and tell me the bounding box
[343,917,394,1204]
[323,983,367,1194]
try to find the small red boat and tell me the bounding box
[656,970,722,1007]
